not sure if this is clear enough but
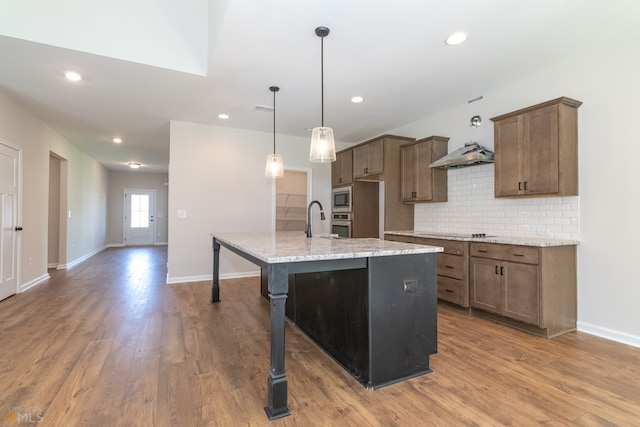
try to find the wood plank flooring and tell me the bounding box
[1,246,639,426]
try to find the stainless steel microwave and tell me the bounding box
[332,186,352,212]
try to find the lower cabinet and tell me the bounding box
[384,234,469,308]
[385,233,577,337]
[469,242,576,337]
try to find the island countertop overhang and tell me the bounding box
[211,231,443,264]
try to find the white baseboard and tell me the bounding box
[166,270,260,285]
[106,243,125,248]
[577,321,640,349]
[66,246,107,269]
[20,273,50,293]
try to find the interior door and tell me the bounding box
[124,189,156,246]
[0,142,19,301]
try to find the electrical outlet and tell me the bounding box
[403,279,418,293]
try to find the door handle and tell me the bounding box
[15,226,23,231]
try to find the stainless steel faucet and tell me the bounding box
[306,200,325,238]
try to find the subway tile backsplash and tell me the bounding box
[413,164,580,240]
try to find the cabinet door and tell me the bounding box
[332,150,353,186]
[353,145,369,178]
[341,150,353,185]
[414,140,434,201]
[469,257,501,314]
[494,115,523,197]
[502,261,540,326]
[331,153,341,186]
[400,145,416,201]
[367,139,384,175]
[523,105,559,195]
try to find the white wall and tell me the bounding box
[0,90,108,289]
[389,36,640,346]
[167,121,335,283]
[106,170,169,246]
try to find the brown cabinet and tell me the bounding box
[384,234,469,307]
[351,135,416,232]
[400,136,448,203]
[491,97,582,198]
[332,149,353,187]
[353,138,384,179]
[469,242,576,337]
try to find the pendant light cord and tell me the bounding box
[273,88,276,154]
[320,34,324,127]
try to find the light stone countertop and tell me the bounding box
[385,230,579,247]
[212,231,443,264]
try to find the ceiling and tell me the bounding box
[1,0,638,173]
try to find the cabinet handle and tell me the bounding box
[495,265,499,275]
[339,177,342,183]
[364,167,368,174]
[478,249,488,253]
[524,181,528,191]
[500,266,505,275]
[445,289,454,293]
[518,182,522,191]
[445,265,454,269]
[513,253,525,257]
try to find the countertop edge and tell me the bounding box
[384,230,579,247]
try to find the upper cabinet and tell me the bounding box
[353,138,385,180]
[332,149,353,187]
[491,97,582,198]
[400,136,449,203]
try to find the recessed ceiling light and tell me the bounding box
[351,96,364,103]
[65,71,83,81]
[128,162,141,169]
[445,32,468,46]
[112,137,122,143]
[218,114,230,120]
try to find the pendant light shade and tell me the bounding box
[309,26,336,163]
[265,86,284,178]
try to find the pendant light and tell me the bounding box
[265,86,284,178]
[309,26,336,163]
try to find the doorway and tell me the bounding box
[0,140,20,301]
[275,170,309,232]
[124,189,156,245]
[48,153,68,269]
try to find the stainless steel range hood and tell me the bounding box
[429,142,494,169]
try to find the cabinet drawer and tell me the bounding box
[470,243,539,264]
[437,276,465,306]
[415,237,465,255]
[437,253,464,280]
[384,234,415,244]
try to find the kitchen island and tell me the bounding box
[211,232,442,420]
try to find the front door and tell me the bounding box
[124,189,156,246]
[0,142,19,301]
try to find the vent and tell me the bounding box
[254,104,274,112]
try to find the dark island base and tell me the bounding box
[262,254,438,389]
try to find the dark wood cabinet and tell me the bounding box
[350,135,416,232]
[385,234,469,308]
[400,136,448,203]
[332,149,353,187]
[353,138,384,179]
[491,97,582,198]
[469,242,575,337]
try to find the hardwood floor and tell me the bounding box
[1,246,639,426]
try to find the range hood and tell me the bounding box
[429,142,494,169]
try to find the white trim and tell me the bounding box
[19,273,50,293]
[106,243,125,248]
[577,321,640,349]
[65,246,106,269]
[166,270,260,284]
